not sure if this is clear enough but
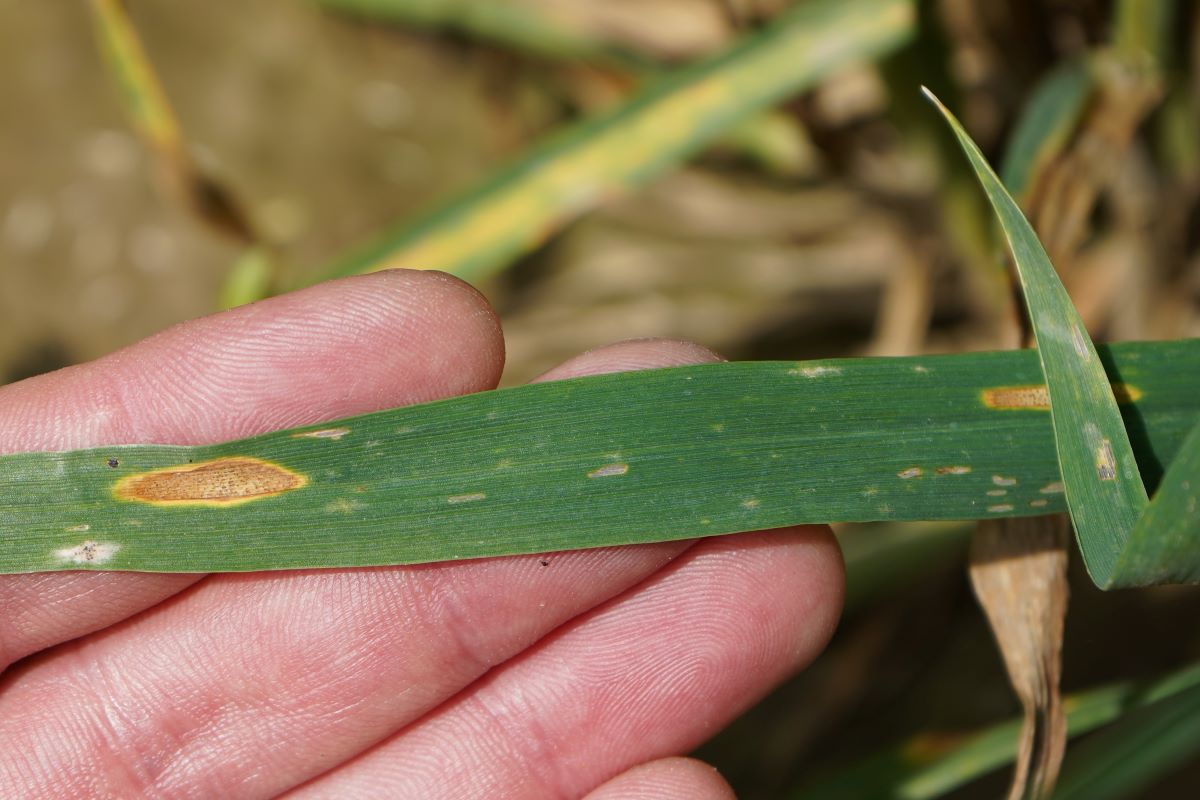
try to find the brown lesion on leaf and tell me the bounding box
[982,382,1142,410]
[113,457,307,506]
[983,385,1051,409]
[587,463,629,478]
[1095,439,1117,481]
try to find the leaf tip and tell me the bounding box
[919,85,945,111]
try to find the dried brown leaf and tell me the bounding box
[970,516,1070,800]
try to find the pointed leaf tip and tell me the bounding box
[928,89,1150,589]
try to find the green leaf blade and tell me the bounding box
[1112,416,1200,585]
[926,89,1149,589]
[0,342,1195,574]
[1052,672,1200,800]
[790,659,1200,800]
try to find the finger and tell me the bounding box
[0,270,504,669]
[0,270,503,450]
[0,339,724,799]
[582,758,736,800]
[287,527,844,799]
[533,338,723,382]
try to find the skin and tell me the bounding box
[0,270,843,799]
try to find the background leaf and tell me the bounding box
[792,659,1200,799]
[304,0,915,288]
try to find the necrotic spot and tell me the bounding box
[1071,325,1092,360]
[588,463,629,478]
[1096,439,1117,481]
[982,385,1050,410]
[54,540,119,565]
[291,427,350,440]
[788,365,843,378]
[113,457,307,506]
[983,383,1142,410]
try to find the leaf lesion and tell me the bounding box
[113,457,307,507]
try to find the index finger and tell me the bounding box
[0,270,504,670]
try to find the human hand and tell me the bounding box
[0,270,843,799]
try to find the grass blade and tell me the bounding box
[1111,416,1200,585]
[302,0,914,289]
[89,0,184,165]
[998,60,1094,206]
[316,0,819,179]
[0,341,1195,574]
[316,0,649,67]
[1052,669,1200,800]
[790,659,1200,800]
[1113,0,1175,66]
[926,90,1150,588]
[88,0,259,246]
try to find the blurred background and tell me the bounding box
[2,0,1199,796]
